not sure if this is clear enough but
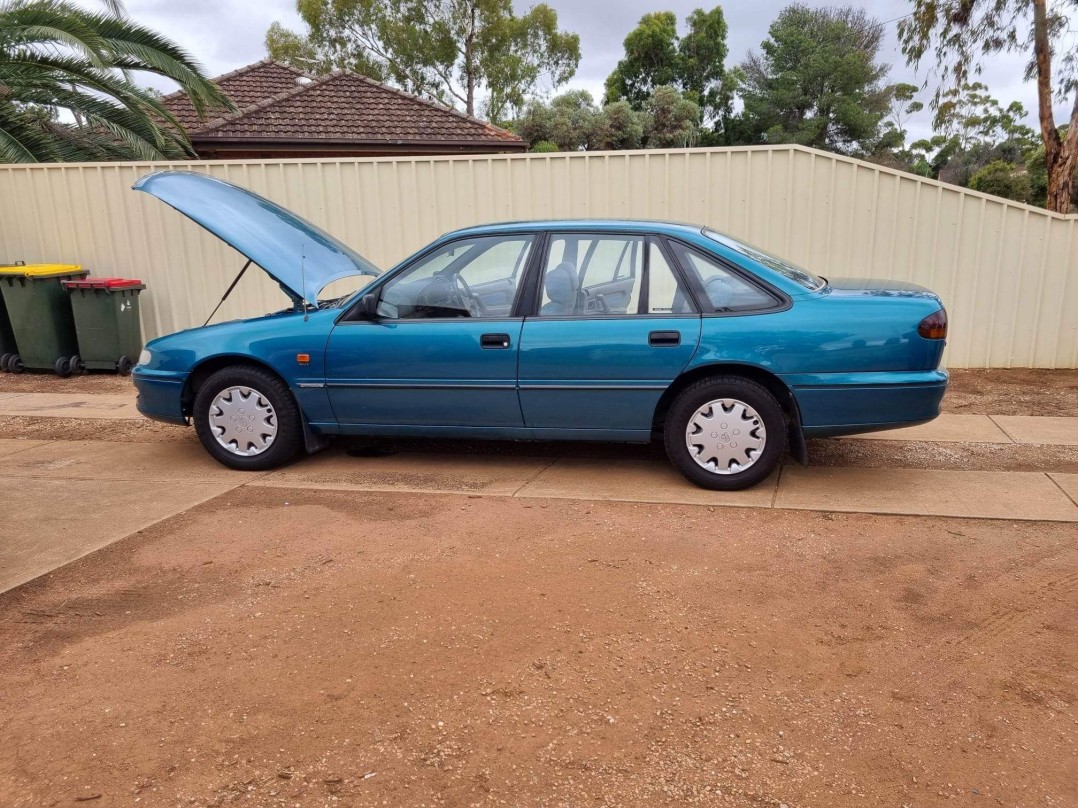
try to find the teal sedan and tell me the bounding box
[132,172,948,490]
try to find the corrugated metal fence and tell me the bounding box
[0,145,1074,367]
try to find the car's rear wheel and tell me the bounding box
[664,376,786,490]
[193,366,303,471]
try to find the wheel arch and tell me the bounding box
[653,363,808,465]
[182,354,328,455]
[182,354,285,415]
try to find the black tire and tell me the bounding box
[54,356,71,377]
[663,375,787,491]
[116,355,133,376]
[8,355,24,374]
[193,366,304,471]
[0,353,11,372]
[69,355,85,375]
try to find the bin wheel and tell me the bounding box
[117,356,133,376]
[0,353,11,372]
[9,355,24,374]
[69,355,85,375]
[54,356,72,377]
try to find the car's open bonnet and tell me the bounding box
[133,171,380,304]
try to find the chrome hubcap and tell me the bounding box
[685,398,766,475]
[208,386,277,456]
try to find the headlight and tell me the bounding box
[137,349,152,366]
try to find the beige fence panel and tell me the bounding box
[0,145,1074,367]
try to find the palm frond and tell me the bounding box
[0,0,233,162]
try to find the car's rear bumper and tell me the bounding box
[132,368,188,426]
[781,369,948,438]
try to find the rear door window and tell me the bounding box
[669,242,780,313]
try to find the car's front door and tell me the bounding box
[325,233,536,429]
[518,233,702,436]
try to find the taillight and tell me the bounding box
[918,308,947,340]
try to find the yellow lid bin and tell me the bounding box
[0,263,88,375]
[0,263,83,278]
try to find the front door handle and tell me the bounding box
[480,332,512,349]
[649,330,681,347]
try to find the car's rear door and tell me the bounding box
[517,232,702,436]
[325,233,536,429]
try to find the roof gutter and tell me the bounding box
[191,136,527,150]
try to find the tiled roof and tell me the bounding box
[162,59,309,133]
[163,60,524,147]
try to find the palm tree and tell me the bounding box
[0,0,234,162]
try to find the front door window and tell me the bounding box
[377,235,534,319]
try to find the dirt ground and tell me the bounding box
[943,368,1078,417]
[0,489,1075,808]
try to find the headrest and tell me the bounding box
[546,262,578,305]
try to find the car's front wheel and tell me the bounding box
[664,376,786,491]
[193,366,303,471]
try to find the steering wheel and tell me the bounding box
[453,273,487,317]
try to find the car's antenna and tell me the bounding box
[203,258,252,327]
[301,244,310,322]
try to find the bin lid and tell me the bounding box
[63,277,144,289]
[0,263,84,278]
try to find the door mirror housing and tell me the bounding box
[356,292,379,319]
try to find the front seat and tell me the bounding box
[541,262,579,315]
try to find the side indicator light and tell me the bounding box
[918,309,948,340]
[296,353,310,365]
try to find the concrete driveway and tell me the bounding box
[0,395,1075,593]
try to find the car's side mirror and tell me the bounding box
[356,292,379,319]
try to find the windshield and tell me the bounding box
[319,273,379,308]
[703,228,825,291]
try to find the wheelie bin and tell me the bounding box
[0,264,87,375]
[62,277,146,375]
[0,266,21,370]
[0,261,24,369]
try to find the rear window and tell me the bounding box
[703,228,825,291]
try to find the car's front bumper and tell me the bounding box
[781,369,948,438]
[132,367,188,426]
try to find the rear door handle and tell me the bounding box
[649,330,681,347]
[480,332,512,349]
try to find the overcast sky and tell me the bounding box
[95,0,1075,144]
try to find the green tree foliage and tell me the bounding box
[645,84,699,148]
[265,21,334,75]
[595,100,645,150]
[898,0,1078,213]
[883,83,923,145]
[512,86,695,152]
[968,160,1032,203]
[736,4,893,155]
[265,0,580,121]
[933,82,1038,156]
[515,89,602,152]
[603,7,728,127]
[0,0,231,162]
[603,12,679,108]
[908,82,1040,186]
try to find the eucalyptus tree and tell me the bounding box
[899,0,1078,212]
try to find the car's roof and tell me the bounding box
[443,219,705,239]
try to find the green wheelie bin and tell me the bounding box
[0,262,22,369]
[0,264,87,375]
[62,277,146,375]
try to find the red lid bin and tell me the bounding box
[61,277,146,374]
